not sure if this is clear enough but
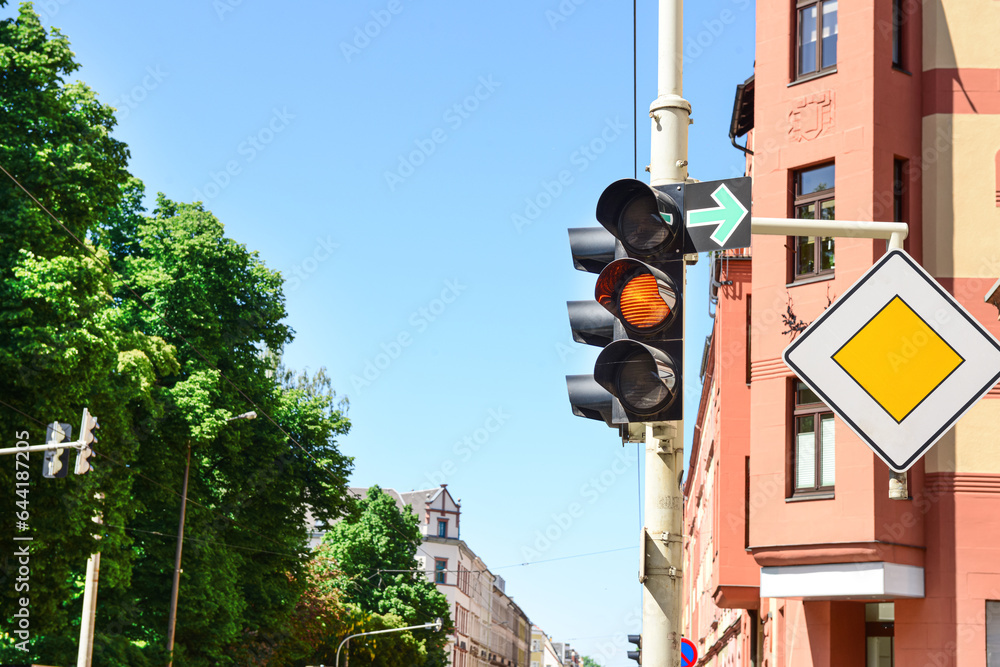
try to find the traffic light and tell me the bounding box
[43,422,72,478]
[565,227,618,427]
[75,407,98,475]
[593,179,684,424]
[627,633,642,664]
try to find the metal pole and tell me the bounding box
[166,442,191,667]
[335,619,442,667]
[0,441,85,456]
[76,552,100,667]
[641,0,689,664]
[750,217,911,499]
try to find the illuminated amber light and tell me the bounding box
[620,274,669,329]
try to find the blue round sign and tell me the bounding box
[681,638,698,667]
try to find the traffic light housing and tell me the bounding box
[43,422,72,478]
[627,634,642,664]
[565,227,618,428]
[594,179,684,424]
[75,407,98,475]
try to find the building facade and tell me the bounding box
[684,1,1000,665]
[313,485,531,667]
[530,625,565,667]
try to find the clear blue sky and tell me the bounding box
[11,0,754,662]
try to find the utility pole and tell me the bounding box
[77,553,101,667]
[642,0,690,665]
[165,441,191,667]
[165,411,256,666]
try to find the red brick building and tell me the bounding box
[683,1,1000,664]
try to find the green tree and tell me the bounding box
[0,3,173,661]
[101,195,354,666]
[582,656,604,667]
[316,486,452,666]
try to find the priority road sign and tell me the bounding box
[681,637,699,667]
[784,249,1000,472]
[684,177,751,253]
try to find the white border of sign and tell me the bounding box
[783,250,1000,472]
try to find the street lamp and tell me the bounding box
[166,410,257,667]
[335,618,443,667]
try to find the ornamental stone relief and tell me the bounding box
[788,91,835,142]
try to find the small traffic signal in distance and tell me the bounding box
[627,634,642,664]
[43,422,73,478]
[76,408,98,475]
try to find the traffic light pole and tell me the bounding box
[642,0,690,665]
[77,552,100,667]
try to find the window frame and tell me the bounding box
[792,381,835,497]
[795,0,838,80]
[437,518,448,538]
[434,558,448,584]
[866,602,895,667]
[792,163,836,282]
[891,0,904,70]
[893,158,907,224]
[988,600,1000,666]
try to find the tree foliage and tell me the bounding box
[0,5,356,666]
[317,486,453,666]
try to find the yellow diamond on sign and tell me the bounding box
[833,296,964,423]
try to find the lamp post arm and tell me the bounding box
[335,619,442,667]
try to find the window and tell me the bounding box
[893,159,907,223]
[458,562,471,595]
[989,601,1000,666]
[793,163,835,280]
[797,0,838,78]
[746,294,753,384]
[866,603,894,666]
[435,558,448,584]
[793,381,835,494]
[892,0,904,69]
[438,518,448,537]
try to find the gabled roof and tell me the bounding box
[349,485,447,515]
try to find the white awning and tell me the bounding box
[760,562,924,600]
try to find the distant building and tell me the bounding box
[551,642,580,667]
[311,484,531,667]
[530,625,563,667]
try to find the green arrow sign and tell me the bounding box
[686,184,748,247]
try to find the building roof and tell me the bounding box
[348,485,448,515]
